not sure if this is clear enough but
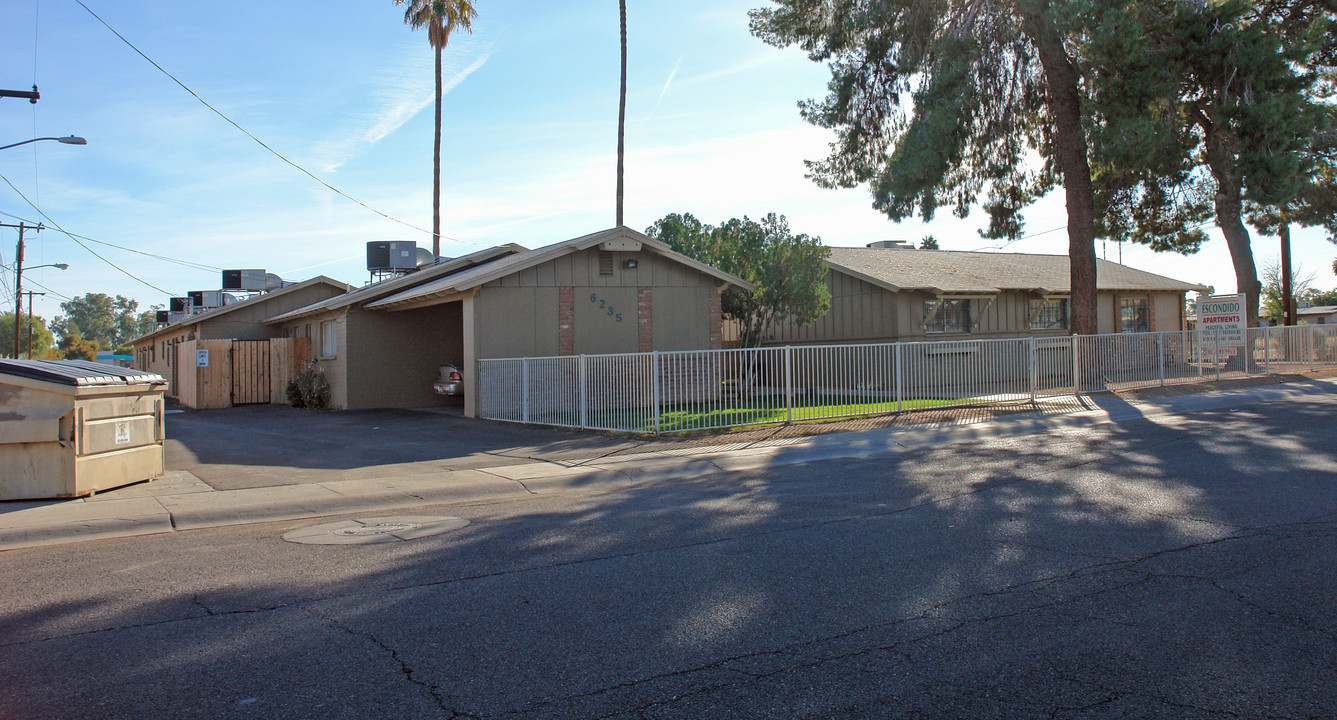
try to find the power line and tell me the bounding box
[18,276,71,302]
[0,209,223,272]
[971,224,1069,252]
[74,0,486,248]
[0,171,174,294]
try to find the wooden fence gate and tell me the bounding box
[175,338,310,409]
[231,341,271,405]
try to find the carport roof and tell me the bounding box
[264,244,527,324]
[827,247,1210,296]
[130,275,355,345]
[365,226,756,312]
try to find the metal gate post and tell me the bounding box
[1157,332,1165,387]
[1264,326,1271,375]
[579,355,588,428]
[1309,325,1315,372]
[784,346,794,423]
[1072,335,1081,397]
[1029,337,1037,403]
[522,357,530,424]
[1215,330,1221,381]
[894,342,903,413]
[652,351,661,434]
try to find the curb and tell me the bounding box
[2,379,1333,551]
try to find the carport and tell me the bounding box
[264,245,522,410]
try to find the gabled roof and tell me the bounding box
[264,244,527,324]
[825,248,1209,296]
[365,226,755,312]
[130,275,354,345]
[1299,305,1337,316]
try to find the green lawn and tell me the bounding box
[567,394,979,433]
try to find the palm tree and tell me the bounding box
[616,0,627,228]
[395,0,477,258]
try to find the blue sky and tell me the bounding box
[2,0,1334,325]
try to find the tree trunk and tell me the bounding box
[1198,110,1261,328]
[616,0,627,228]
[1022,4,1099,336]
[433,42,443,258]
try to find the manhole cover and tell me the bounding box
[282,515,469,545]
[332,522,422,537]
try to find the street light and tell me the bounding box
[14,263,68,359]
[9,235,69,358]
[0,136,87,151]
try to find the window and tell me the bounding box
[320,320,337,358]
[1029,298,1068,331]
[925,299,971,333]
[1120,297,1150,333]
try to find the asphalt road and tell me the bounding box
[3,394,1336,719]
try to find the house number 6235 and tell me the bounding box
[589,293,624,322]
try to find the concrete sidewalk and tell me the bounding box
[3,378,1334,551]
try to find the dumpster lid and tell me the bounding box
[0,359,166,387]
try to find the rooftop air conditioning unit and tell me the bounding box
[367,241,418,271]
[867,240,914,250]
[169,297,191,313]
[223,269,276,292]
[155,310,170,324]
[187,290,238,310]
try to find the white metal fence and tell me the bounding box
[476,325,1337,434]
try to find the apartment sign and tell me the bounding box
[1198,293,1246,350]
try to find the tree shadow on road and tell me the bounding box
[5,399,1337,719]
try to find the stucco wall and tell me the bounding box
[343,303,464,409]
[277,308,349,410]
[1155,293,1184,332]
[1097,294,1117,334]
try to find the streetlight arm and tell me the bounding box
[0,136,87,151]
[23,263,69,272]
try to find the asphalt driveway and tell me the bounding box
[164,404,652,490]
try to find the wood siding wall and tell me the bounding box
[476,247,720,358]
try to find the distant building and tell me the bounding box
[1298,305,1337,325]
[94,351,134,369]
[129,276,352,398]
[760,245,1209,345]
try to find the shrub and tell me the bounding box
[287,362,330,409]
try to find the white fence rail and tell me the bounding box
[477,325,1337,434]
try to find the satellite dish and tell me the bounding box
[416,247,436,268]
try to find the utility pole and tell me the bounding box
[3,222,41,359]
[1281,224,1296,326]
[22,291,46,359]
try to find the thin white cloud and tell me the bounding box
[642,57,683,123]
[314,40,493,173]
